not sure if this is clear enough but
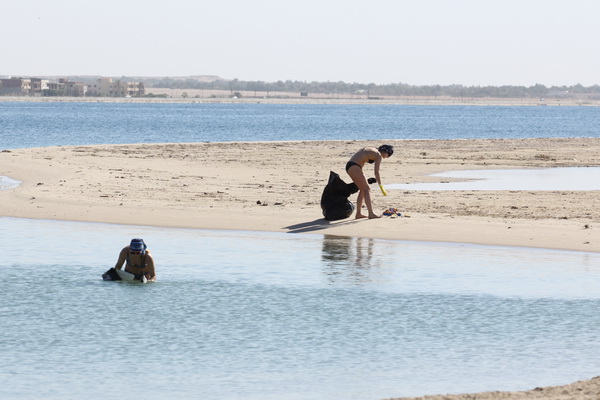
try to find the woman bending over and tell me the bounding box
[345,144,393,219]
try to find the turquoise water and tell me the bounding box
[2,217,600,400]
[1,102,600,149]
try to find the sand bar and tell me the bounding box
[1,138,599,253]
[388,376,600,400]
[1,138,600,399]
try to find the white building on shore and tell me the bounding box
[86,78,145,97]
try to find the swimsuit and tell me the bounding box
[346,159,374,172]
[345,161,361,172]
[125,254,147,280]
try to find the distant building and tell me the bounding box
[87,77,145,97]
[0,77,33,95]
[47,79,87,97]
[63,79,87,97]
[30,78,50,93]
[0,77,87,96]
[0,76,143,97]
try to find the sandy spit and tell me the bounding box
[1,138,599,253]
[387,376,600,400]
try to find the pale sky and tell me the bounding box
[3,0,599,86]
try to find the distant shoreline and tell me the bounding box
[1,91,599,107]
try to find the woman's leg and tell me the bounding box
[356,190,365,218]
[347,165,379,219]
[362,188,378,218]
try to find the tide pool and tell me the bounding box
[388,167,600,191]
[0,176,20,190]
[1,217,600,400]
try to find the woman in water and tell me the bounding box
[114,238,156,282]
[345,145,393,219]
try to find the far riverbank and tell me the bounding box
[1,88,599,106]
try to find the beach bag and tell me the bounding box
[320,171,359,221]
[320,171,378,220]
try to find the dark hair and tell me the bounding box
[378,144,394,157]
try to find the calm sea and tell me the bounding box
[1,102,600,400]
[1,102,600,149]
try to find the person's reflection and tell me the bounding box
[321,235,379,285]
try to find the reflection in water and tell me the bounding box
[322,235,383,285]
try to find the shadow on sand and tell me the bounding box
[284,218,362,234]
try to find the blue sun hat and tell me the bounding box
[130,238,147,254]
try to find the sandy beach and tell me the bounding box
[1,137,600,399]
[388,376,600,400]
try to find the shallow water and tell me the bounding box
[5,167,600,194]
[2,217,600,399]
[0,176,20,190]
[389,167,600,191]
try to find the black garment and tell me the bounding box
[320,171,360,221]
[345,161,361,172]
[102,268,122,281]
